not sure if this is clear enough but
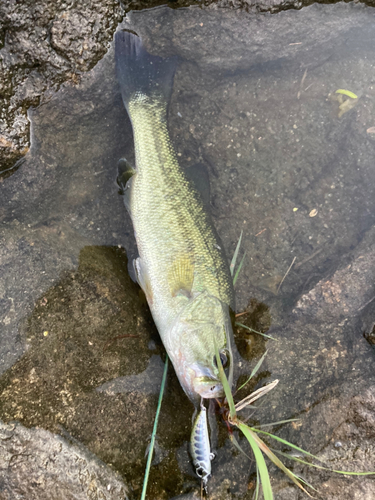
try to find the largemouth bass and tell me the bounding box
[115,31,236,405]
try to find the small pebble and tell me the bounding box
[148,340,157,351]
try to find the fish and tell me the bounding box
[190,402,214,488]
[115,30,236,406]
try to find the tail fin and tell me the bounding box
[115,31,178,110]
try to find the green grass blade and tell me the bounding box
[233,251,246,286]
[275,450,375,476]
[249,350,268,380]
[246,427,311,497]
[250,428,318,460]
[140,355,169,500]
[252,464,260,500]
[236,350,268,392]
[229,432,252,460]
[253,418,301,429]
[236,322,278,341]
[289,471,319,493]
[336,89,358,99]
[230,231,243,277]
[238,423,274,500]
[214,341,236,419]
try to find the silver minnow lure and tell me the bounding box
[190,403,214,488]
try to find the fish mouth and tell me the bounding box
[192,376,224,399]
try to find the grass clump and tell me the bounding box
[213,231,375,498]
[215,342,375,499]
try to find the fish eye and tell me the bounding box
[213,351,229,369]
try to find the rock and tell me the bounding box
[0,246,164,479]
[3,0,375,174]
[0,0,122,173]
[97,354,166,395]
[293,226,375,321]
[0,420,130,500]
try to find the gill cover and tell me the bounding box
[166,291,234,404]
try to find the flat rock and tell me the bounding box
[0,420,130,500]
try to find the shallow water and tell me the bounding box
[1,3,375,499]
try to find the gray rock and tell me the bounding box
[0,0,122,172]
[3,0,375,174]
[0,420,130,500]
[97,354,166,395]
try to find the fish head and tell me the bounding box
[169,292,235,405]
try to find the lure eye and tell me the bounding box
[214,351,228,369]
[196,467,204,478]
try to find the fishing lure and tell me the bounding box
[190,401,215,489]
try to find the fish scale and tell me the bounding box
[129,98,232,314]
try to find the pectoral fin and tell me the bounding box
[117,158,136,189]
[117,158,136,215]
[168,255,195,298]
[134,258,153,303]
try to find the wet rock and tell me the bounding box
[347,388,375,440]
[246,226,375,498]
[0,0,123,172]
[213,0,373,11]
[0,246,158,484]
[97,354,166,395]
[293,225,375,321]
[3,0,375,175]
[128,3,375,72]
[170,493,201,500]
[284,386,375,500]
[0,245,194,498]
[0,420,130,500]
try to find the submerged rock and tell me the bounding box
[3,0,375,175]
[0,245,193,498]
